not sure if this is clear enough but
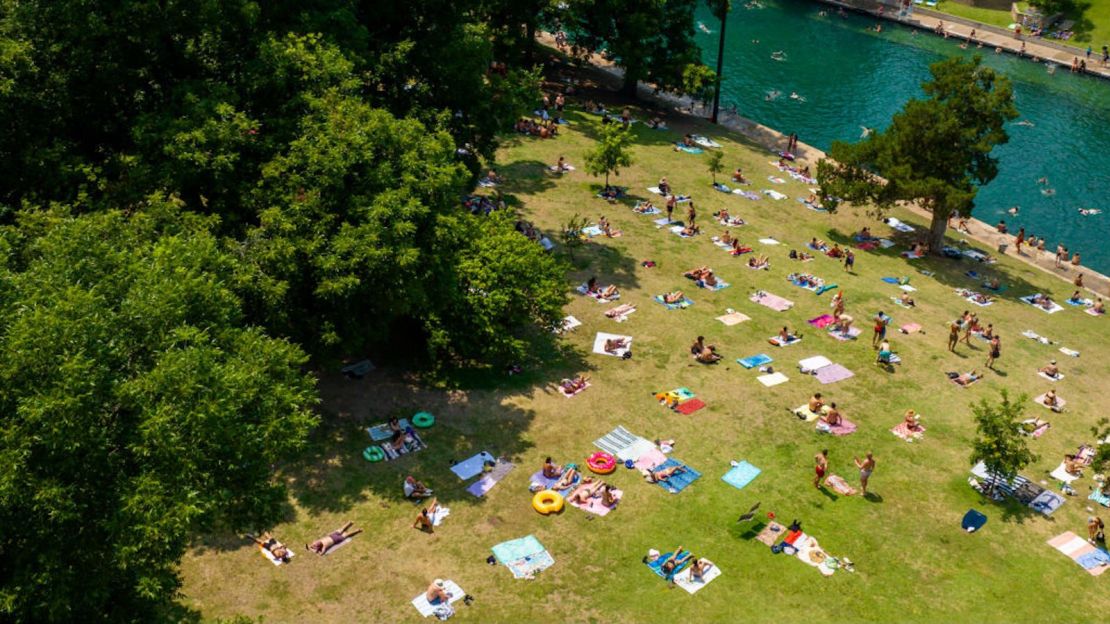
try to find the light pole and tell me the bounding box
[710,1,730,124]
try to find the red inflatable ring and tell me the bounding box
[586,451,617,474]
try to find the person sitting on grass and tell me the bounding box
[826,243,843,259]
[553,466,580,490]
[1065,454,1083,477]
[404,476,434,499]
[899,292,915,307]
[542,457,564,479]
[690,335,722,363]
[248,532,291,563]
[599,484,619,508]
[553,155,569,172]
[808,392,825,414]
[307,522,363,554]
[732,168,748,183]
[903,409,922,431]
[730,238,752,255]
[644,464,687,483]
[663,290,686,305]
[426,579,452,605]
[1094,298,1106,314]
[604,337,629,354]
[689,557,713,581]
[809,237,828,251]
[389,429,414,453]
[559,375,589,394]
[748,254,770,269]
[413,498,441,533]
[1040,360,1060,378]
[777,326,800,343]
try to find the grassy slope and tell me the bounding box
[179,105,1110,623]
[935,0,1110,50]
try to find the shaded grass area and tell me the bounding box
[935,0,1110,51]
[179,98,1110,622]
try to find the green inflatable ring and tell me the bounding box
[362,446,385,462]
[412,411,435,428]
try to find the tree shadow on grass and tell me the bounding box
[496,159,559,197]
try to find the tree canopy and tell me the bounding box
[584,122,635,187]
[968,390,1037,495]
[817,56,1017,250]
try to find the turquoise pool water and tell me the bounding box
[693,0,1110,273]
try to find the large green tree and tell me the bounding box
[0,202,318,621]
[969,390,1037,496]
[584,122,634,187]
[561,0,707,97]
[817,56,1017,251]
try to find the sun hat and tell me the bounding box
[648,549,660,558]
[434,579,445,588]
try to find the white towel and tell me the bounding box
[673,563,722,594]
[757,372,789,387]
[593,332,632,357]
[411,580,465,618]
[798,355,832,373]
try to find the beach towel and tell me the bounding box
[799,199,827,212]
[635,448,668,471]
[1038,371,1064,382]
[379,431,427,461]
[605,304,637,323]
[567,487,622,516]
[492,535,555,579]
[1090,490,1110,507]
[827,327,861,341]
[321,535,355,556]
[1019,418,1050,438]
[891,421,925,442]
[768,335,802,347]
[412,580,466,618]
[900,251,924,260]
[750,291,793,311]
[816,364,854,384]
[1086,307,1105,317]
[646,551,692,581]
[466,460,515,497]
[755,521,787,546]
[692,135,721,148]
[899,283,916,291]
[575,283,620,303]
[594,426,653,462]
[650,458,701,494]
[885,217,915,233]
[559,381,590,398]
[674,398,706,415]
[716,311,751,326]
[634,205,662,216]
[560,315,582,333]
[1021,295,1064,314]
[722,461,762,490]
[259,544,294,566]
[808,314,835,329]
[961,509,987,533]
[757,372,789,387]
[592,332,632,357]
[738,353,772,369]
[1065,297,1093,307]
[670,225,696,238]
[713,183,732,193]
[673,562,722,594]
[818,418,857,436]
[675,144,704,154]
[451,452,496,480]
[1049,463,1081,484]
[1021,329,1053,345]
[1034,394,1066,411]
[655,294,694,309]
[1030,490,1066,515]
[1047,532,1110,576]
[900,323,922,334]
[653,216,677,226]
[763,190,787,200]
[824,475,857,496]
[768,176,785,184]
[734,190,762,200]
[793,405,824,423]
[698,280,730,291]
[1059,347,1080,357]
[759,238,781,245]
[367,419,410,441]
[581,225,604,238]
[798,355,832,373]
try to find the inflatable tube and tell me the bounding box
[532,490,564,515]
[362,446,385,462]
[412,411,435,428]
[586,451,617,474]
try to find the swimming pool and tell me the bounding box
[693,0,1110,273]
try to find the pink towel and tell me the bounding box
[750,292,793,311]
[891,421,925,441]
[815,364,854,384]
[808,314,835,328]
[824,475,857,495]
[634,448,667,471]
[900,323,922,334]
[567,488,622,516]
[822,419,857,436]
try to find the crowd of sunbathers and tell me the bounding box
[463,194,504,215]
[514,116,560,138]
[787,272,823,288]
[543,459,621,507]
[645,547,713,581]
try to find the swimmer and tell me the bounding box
[1007,206,1019,216]
[1041,188,1056,197]
[860,126,874,139]
[1079,208,1102,216]
[765,90,781,101]
[1015,120,1034,127]
[771,51,786,61]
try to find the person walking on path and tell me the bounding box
[854,453,876,496]
[986,335,1001,370]
[814,449,828,489]
[1015,227,1025,254]
[872,311,888,349]
[948,319,961,353]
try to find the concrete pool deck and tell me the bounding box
[536,30,1110,299]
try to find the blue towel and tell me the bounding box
[738,354,772,369]
[581,225,603,237]
[675,144,704,154]
[646,550,692,580]
[651,458,701,494]
[492,535,546,564]
[881,277,900,284]
[1090,490,1110,507]
[961,509,987,532]
[721,462,761,491]
[1077,548,1110,570]
[815,284,837,295]
[655,295,694,310]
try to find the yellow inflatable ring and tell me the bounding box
[586,451,617,474]
[532,489,564,515]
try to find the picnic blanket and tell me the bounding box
[411,580,466,618]
[828,327,861,341]
[891,421,925,442]
[816,364,854,384]
[721,461,761,490]
[567,488,622,516]
[674,398,706,415]
[817,418,857,436]
[594,426,654,462]
[376,431,427,461]
[592,332,632,357]
[757,372,789,387]
[450,451,495,480]
[1086,307,1105,317]
[655,294,694,309]
[793,405,824,423]
[961,509,987,533]
[466,460,516,497]
[755,521,787,546]
[808,314,835,329]
[1047,532,1110,576]
[798,355,833,373]
[673,562,722,594]
[716,311,751,326]
[492,535,555,579]
[368,419,410,441]
[750,291,794,311]
[649,458,701,494]
[1021,295,1064,314]
[824,475,857,496]
[969,462,1064,516]
[738,353,773,369]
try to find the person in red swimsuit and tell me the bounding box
[814,449,828,489]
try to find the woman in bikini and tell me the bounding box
[553,466,579,490]
[645,465,686,483]
[663,290,685,304]
[248,532,291,562]
[542,457,564,479]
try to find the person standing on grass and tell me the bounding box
[814,449,828,489]
[948,319,960,352]
[844,249,855,273]
[872,311,888,349]
[666,194,676,223]
[986,335,1001,369]
[854,452,875,496]
[686,201,697,226]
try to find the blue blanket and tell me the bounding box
[651,458,701,494]
[646,550,692,580]
[721,462,761,491]
[1077,548,1110,570]
[675,144,704,154]
[655,295,694,310]
[738,354,772,369]
[492,535,547,564]
[880,277,900,284]
[961,509,987,532]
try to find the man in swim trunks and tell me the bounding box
[948,319,960,352]
[1040,359,1060,378]
[814,449,828,489]
[854,452,875,496]
[986,335,1001,370]
[808,392,824,414]
[307,522,362,554]
[872,312,888,349]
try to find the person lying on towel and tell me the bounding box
[560,375,589,394]
[730,239,753,255]
[681,223,700,237]
[689,557,713,581]
[307,522,362,554]
[690,336,721,363]
[604,337,629,354]
[748,255,769,269]
[643,464,687,483]
[567,477,602,504]
[899,292,915,307]
[663,290,686,304]
[1032,293,1055,310]
[685,266,713,281]
[948,370,981,386]
[553,466,580,490]
[248,532,291,562]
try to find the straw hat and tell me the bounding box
[434,579,445,588]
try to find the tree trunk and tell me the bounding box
[525,20,536,65]
[619,75,639,98]
[928,208,948,253]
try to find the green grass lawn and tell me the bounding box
[179,95,1110,622]
[934,0,1110,50]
